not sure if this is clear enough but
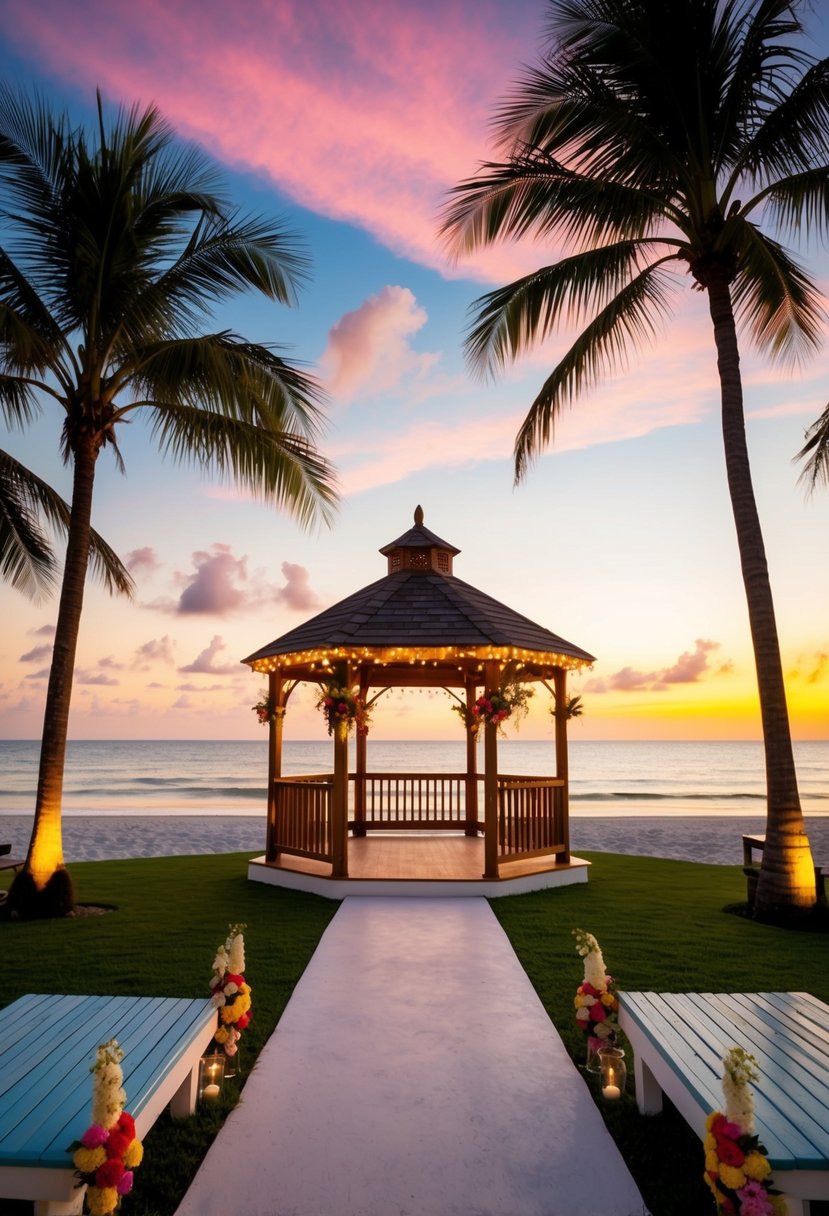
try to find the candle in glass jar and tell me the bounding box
[203,1082,220,1100]
[602,1083,621,1099]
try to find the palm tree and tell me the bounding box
[1,446,133,599]
[443,0,828,915]
[0,90,337,917]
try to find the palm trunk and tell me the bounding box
[9,436,98,917]
[707,275,815,912]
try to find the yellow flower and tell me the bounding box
[213,1025,229,1043]
[704,1133,716,1153]
[705,1150,719,1173]
[718,1163,747,1190]
[86,1185,119,1215]
[574,994,587,1009]
[743,1151,772,1181]
[705,1111,720,1132]
[241,982,251,995]
[221,1005,236,1023]
[600,992,616,1008]
[124,1137,144,1168]
[72,1146,107,1173]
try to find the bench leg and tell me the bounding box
[633,1054,664,1115]
[169,1062,199,1117]
[34,1192,85,1216]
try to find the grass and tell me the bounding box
[492,851,829,1216]
[2,851,827,1216]
[0,854,338,1216]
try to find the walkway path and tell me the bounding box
[175,897,647,1216]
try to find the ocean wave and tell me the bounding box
[570,791,768,802]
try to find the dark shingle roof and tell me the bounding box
[243,570,594,665]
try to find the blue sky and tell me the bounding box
[1,0,827,741]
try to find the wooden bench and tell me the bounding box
[619,991,829,1216]
[0,993,217,1215]
[742,834,825,900]
[0,843,24,876]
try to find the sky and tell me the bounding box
[0,0,827,744]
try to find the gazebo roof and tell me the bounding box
[243,508,595,680]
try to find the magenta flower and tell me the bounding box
[80,1124,109,1149]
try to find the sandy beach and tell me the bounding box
[1,812,827,866]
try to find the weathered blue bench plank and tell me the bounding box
[619,991,829,1216]
[0,993,217,1215]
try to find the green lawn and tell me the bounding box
[492,851,829,1216]
[2,850,826,1216]
[0,854,338,1216]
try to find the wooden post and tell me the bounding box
[553,667,570,863]
[483,661,500,879]
[464,675,479,835]
[353,669,368,836]
[265,671,283,863]
[332,719,349,877]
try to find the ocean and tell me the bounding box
[0,738,827,817]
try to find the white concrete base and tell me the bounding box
[247,855,590,899]
[176,898,646,1216]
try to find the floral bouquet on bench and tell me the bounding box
[573,928,619,1071]
[210,922,252,1069]
[70,1039,143,1216]
[704,1047,783,1216]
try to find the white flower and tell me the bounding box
[211,992,226,1007]
[223,982,239,996]
[228,931,245,975]
[596,1021,616,1039]
[722,1047,759,1134]
[575,1007,590,1023]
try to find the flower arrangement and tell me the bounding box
[573,928,619,1056]
[209,922,252,1061]
[252,690,276,726]
[70,1039,143,1216]
[316,682,371,736]
[704,1047,784,1216]
[451,668,533,735]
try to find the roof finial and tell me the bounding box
[414,504,424,526]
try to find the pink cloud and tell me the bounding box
[176,545,247,615]
[126,546,162,575]
[179,635,239,675]
[19,644,52,663]
[2,0,545,280]
[585,640,725,694]
[133,636,177,668]
[277,562,319,612]
[322,287,437,401]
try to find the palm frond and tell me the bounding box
[442,154,666,258]
[731,222,824,361]
[513,257,679,481]
[0,447,134,598]
[464,239,671,373]
[0,446,56,598]
[796,402,829,490]
[758,167,829,244]
[144,402,338,530]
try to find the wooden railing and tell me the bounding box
[267,771,567,867]
[497,775,567,862]
[352,772,480,831]
[269,775,333,862]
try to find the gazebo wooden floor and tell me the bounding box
[249,834,589,893]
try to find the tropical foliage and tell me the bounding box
[1,447,132,599]
[443,0,828,914]
[0,88,337,916]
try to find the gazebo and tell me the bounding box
[242,508,596,897]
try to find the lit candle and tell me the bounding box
[602,1083,621,1100]
[203,1083,220,1100]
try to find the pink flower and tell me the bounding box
[81,1124,109,1149]
[590,1002,608,1022]
[117,1170,135,1196]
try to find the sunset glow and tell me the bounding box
[0,1,826,744]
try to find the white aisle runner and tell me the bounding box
[175,897,647,1216]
